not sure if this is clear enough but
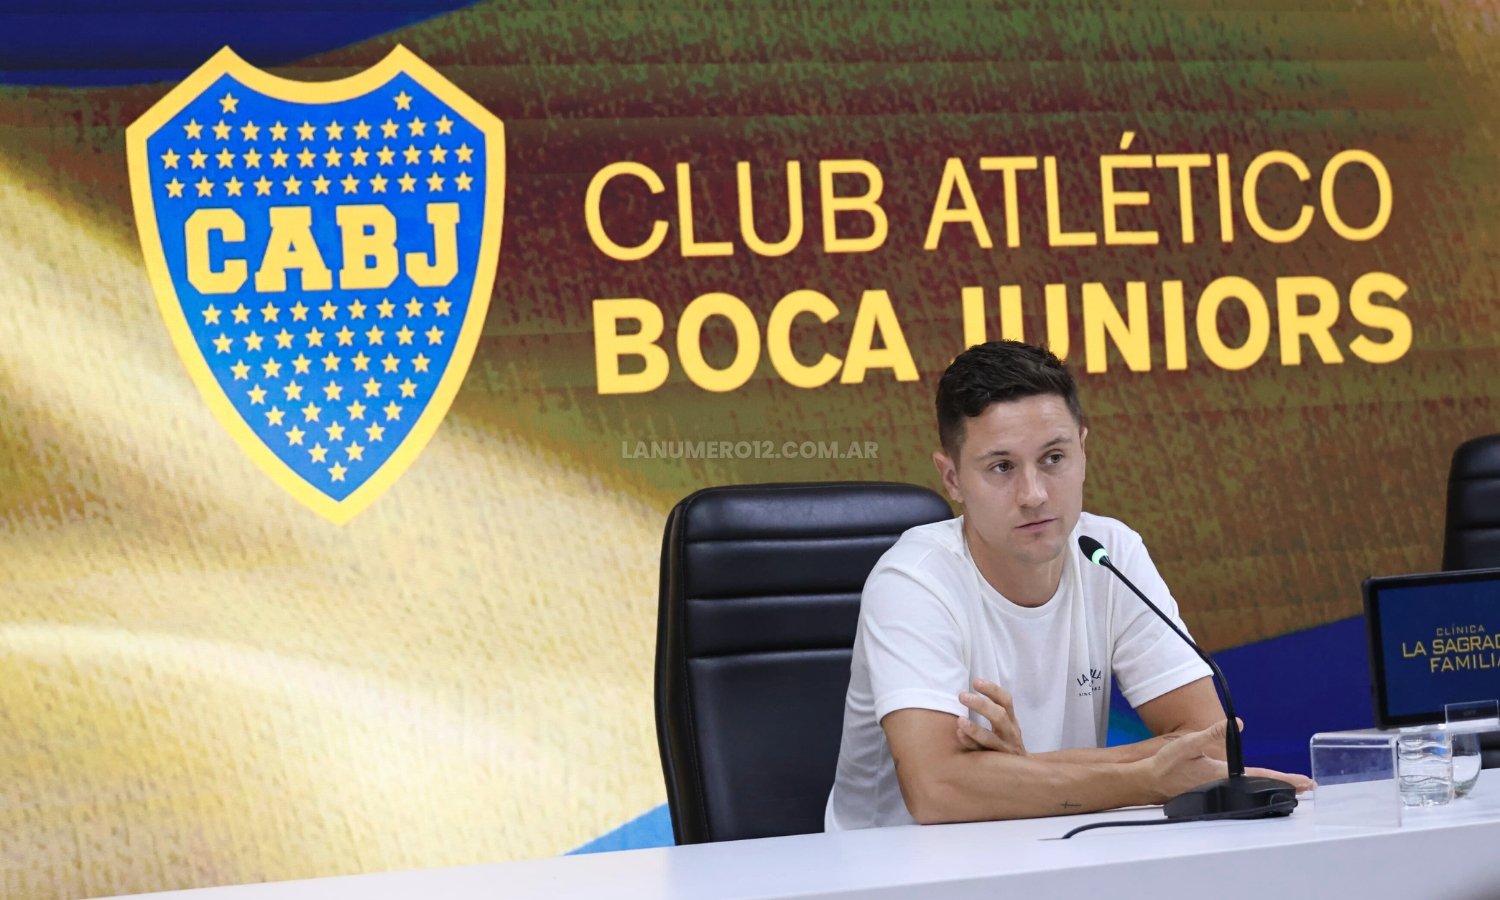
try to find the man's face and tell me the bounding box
[933,394,1088,578]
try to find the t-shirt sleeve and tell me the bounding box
[1107,533,1214,708]
[859,561,970,723]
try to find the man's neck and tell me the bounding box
[963,520,1064,608]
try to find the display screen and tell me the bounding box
[1367,570,1500,727]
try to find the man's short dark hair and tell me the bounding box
[936,341,1084,457]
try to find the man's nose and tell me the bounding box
[1017,466,1047,508]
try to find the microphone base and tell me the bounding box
[1163,775,1298,820]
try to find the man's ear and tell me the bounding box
[1078,425,1088,482]
[932,450,962,504]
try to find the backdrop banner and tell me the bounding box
[0,3,1496,898]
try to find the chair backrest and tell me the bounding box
[1442,434,1500,767]
[655,481,951,844]
[1443,433,1500,571]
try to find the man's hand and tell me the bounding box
[955,679,1027,755]
[1140,720,1314,802]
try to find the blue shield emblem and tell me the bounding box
[126,46,503,523]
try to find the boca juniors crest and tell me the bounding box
[126,46,504,524]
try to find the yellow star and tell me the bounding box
[328,462,347,482]
[402,145,422,165]
[352,351,371,372]
[380,119,399,139]
[297,147,315,168]
[309,443,328,462]
[282,175,302,195]
[225,177,244,197]
[266,407,285,426]
[212,120,232,140]
[366,423,385,442]
[248,384,267,405]
[254,176,273,196]
[335,326,355,346]
[269,121,288,141]
[322,355,342,374]
[412,353,430,373]
[377,146,396,165]
[302,402,322,422]
[454,172,473,192]
[284,382,303,401]
[240,121,260,141]
[393,91,412,110]
[323,147,342,167]
[346,401,366,420]
[260,301,280,322]
[219,92,238,114]
[435,115,453,135]
[312,174,331,195]
[347,301,366,319]
[215,148,235,168]
[313,300,334,320]
[381,353,399,373]
[346,442,365,461]
[350,147,369,166]
[231,360,250,380]
[306,327,324,347]
[365,325,385,345]
[341,174,360,194]
[165,178,184,198]
[425,172,444,191]
[160,148,181,169]
[290,301,309,322]
[275,329,294,349]
[183,119,204,139]
[398,379,417,398]
[232,303,251,324]
[261,359,282,378]
[292,354,311,374]
[195,177,214,197]
[429,145,447,164]
[202,304,221,324]
[189,149,207,168]
[297,121,316,141]
[244,331,263,351]
[325,422,345,442]
[425,326,445,345]
[398,173,416,193]
[286,426,305,445]
[383,402,402,421]
[433,297,451,316]
[369,174,389,193]
[377,299,395,318]
[396,326,415,345]
[455,143,473,163]
[325,121,344,140]
[270,148,289,168]
[212,333,232,354]
[242,149,262,168]
[353,120,372,140]
[363,378,381,397]
[398,298,419,317]
[408,117,426,137]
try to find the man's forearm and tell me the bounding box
[1034,733,1181,765]
[903,750,1158,824]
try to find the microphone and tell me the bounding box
[1078,535,1296,819]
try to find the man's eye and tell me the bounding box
[1045,452,1064,464]
[992,461,1012,473]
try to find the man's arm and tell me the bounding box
[956,676,1223,764]
[884,707,1247,824]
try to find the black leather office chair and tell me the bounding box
[1441,433,1500,767]
[655,482,951,844]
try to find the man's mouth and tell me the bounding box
[1017,518,1055,532]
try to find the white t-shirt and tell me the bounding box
[824,512,1211,831]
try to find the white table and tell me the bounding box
[97,785,1500,900]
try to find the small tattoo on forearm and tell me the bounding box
[1060,800,1081,810]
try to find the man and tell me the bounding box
[825,340,1308,830]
